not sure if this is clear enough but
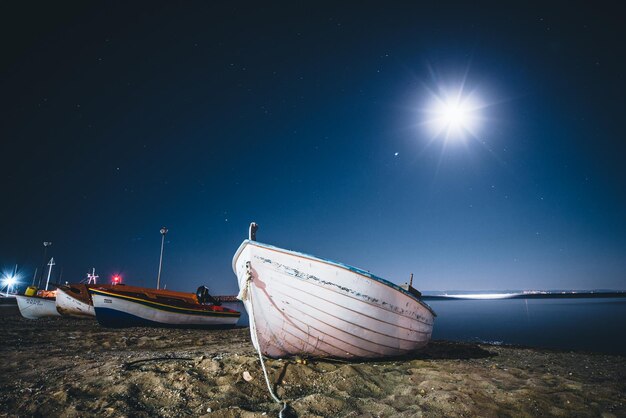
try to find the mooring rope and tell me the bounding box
[238,261,288,418]
[123,356,194,371]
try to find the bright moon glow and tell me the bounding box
[440,101,469,129]
[423,87,484,142]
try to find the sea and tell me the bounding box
[229,293,626,356]
[426,294,626,356]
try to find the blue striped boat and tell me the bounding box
[90,286,240,328]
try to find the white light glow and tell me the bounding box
[445,293,519,300]
[422,85,484,143]
[436,99,470,130]
[2,276,16,287]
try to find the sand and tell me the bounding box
[0,307,624,417]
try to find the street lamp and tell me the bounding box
[2,276,16,297]
[156,227,168,290]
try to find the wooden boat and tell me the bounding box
[89,285,241,328]
[17,257,60,320]
[233,223,436,359]
[16,289,61,320]
[55,269,113,317]
[55,284,110,318]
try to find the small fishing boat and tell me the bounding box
[234,223,436,359]
[16,257,61,319]
[55,269,106,317]
[16,289,61,319]
[56,284,98,317]
[90,285,241,328]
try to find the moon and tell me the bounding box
[423,87,484,142]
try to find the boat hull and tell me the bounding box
[56,287,95,318]
[90,289,240,329]
[16,295,61,319]
[233,240,436,359]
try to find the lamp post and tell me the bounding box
[156,227,168,290]
[3,265,17,296]
[38,241,52,288]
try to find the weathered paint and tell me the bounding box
[255,255,431,323]
[233,239,436,317]
[233,239,436,359]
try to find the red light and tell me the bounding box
[112,275,121,284]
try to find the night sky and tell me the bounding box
[1,2,625,294]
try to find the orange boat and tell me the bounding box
[89,285,241,328]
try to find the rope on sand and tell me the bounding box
[238,261,288,418]
[123,356,194,371]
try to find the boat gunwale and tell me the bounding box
[232,239,436,317]
[15,294,56,302]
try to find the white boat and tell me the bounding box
[55,270,103,318]
[17,257,60,320]
[16,293,61,319]
[56,285,96,318]
[233,224,436,359]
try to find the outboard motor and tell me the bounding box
[196,285,220,306]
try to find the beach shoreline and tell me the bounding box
[0,312,624,417]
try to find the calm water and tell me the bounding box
[428,297,626,355]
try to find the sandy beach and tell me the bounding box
[0,307,624,417]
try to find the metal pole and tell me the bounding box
[38,242,52,288]
[31,267,38,286]
[156,227,168,290]
[45,257,55,291]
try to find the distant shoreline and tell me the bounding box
[422,291,626,300]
